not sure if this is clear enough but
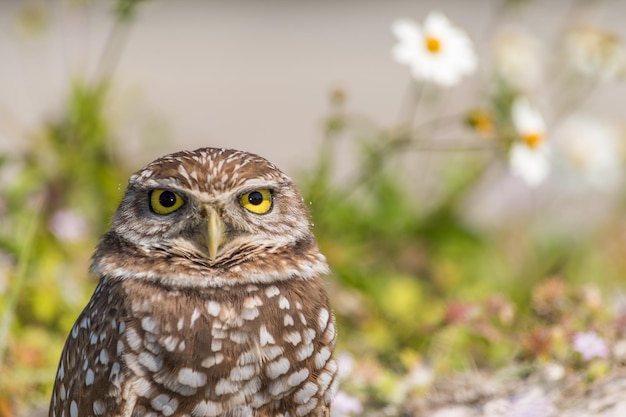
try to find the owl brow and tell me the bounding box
[238,177,286,190]
[140,184,182,194]
[239,181,291,199]
[134,175,183,188]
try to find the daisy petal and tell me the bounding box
[509,142,551,186]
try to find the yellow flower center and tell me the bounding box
[523,133,543,149]
[425,36,441,53]
[467,110,493,136]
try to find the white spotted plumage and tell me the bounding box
[49,147,337,417]
[177,368,207,388]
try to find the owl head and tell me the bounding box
[91,148,328,287]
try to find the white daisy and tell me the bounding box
[509,97,550,186]
[552,114,623,191]
[391,11,477,87]
[566,26,626,81]
[493,27,544,90]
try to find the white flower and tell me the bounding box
[552,114,623,191]
[613,339,626,361]
[431,407,471,417]
[543,362,565,381]
[566,26,626,81]
[509,97,550,186]
[404,362,434,388]
[391,362,435,404]
[391,11,477,87]
[493,27,544,90]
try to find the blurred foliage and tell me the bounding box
[0,82,127,413]
[300,1,626,413]
[0,0,147,415]
[1,0,626,416]
[303,92,624,370]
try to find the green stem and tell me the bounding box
[92,18,132,86]
[396,80,424,130]
[94,0,150,86]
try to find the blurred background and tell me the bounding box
[3,0,626,415]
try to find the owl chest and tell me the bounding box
[120,282,336,403]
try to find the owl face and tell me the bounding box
[92,148,328,287]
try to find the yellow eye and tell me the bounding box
[239,189,272,214]
[150,189,185,215]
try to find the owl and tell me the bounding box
[49,148,338,417]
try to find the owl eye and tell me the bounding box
[239,189,272,214]
[150,189,185,215]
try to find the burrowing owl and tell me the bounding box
[49,148,337,417]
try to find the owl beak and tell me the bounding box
[205,205,225,261]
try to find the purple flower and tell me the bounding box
[331,391,363,417]
[573,331,609,360]
[335,352,355,380]
[49,209,88,242]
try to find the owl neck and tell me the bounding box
[90,231,330,289]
